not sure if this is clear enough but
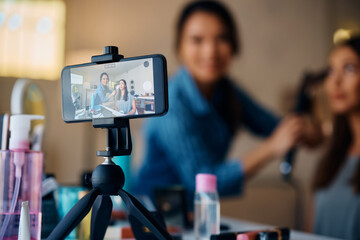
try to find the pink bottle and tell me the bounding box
[194,173,220,240]
[0,115,44,240]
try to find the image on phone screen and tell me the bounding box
[69,58,155,120]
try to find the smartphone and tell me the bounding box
[61,54,168,122]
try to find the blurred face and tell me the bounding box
[119,81,125,90]
[325,46,360,114]
[179,12,233,84]
[101,74,109,86]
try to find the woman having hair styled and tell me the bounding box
[311,37,360,239]
[135,0,305,204]
[115,79,136,115]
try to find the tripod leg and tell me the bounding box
[118,189,173,240]
[47,188,101,240]
[90,195,113,240]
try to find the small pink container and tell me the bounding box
[196,173,217,193]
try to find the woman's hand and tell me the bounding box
[242,115,305,179]
[266,115,305,158]
[126,99,137,115]
[109,90,116,98]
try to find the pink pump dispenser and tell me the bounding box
[0,114,44,240]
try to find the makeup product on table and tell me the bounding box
[211,228,290,240]
[18,201,31,240]
[194,174,220,240]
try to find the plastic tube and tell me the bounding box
[0,176,21,239]
[0,152,24,239]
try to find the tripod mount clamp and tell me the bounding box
[93,118,132,157]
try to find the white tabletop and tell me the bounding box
[105,216,342,240]
[194,217,342,240]
[136,96,154,100]
[100,105,125,117]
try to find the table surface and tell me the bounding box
[105,216,342,240]
[136,96,154,100]
[203,217,342,240]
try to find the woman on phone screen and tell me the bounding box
[115,79,136,115]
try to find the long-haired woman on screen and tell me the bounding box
[115,79,136,115]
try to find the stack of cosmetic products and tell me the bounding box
[210,227,290,240]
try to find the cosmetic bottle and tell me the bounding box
[0,114,44,240]
[194,173,220,240]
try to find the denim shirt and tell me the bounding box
[135,67,279,204]
[95,83,112,105]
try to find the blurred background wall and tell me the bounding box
[1,0,360,231]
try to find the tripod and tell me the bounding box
[47,47,173,240]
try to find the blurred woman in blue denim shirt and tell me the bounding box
[94,72,116,106]
[136,1,305,203]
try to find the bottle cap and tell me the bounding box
[196,173,217,192]
[9,114,44,150]
[237,234,249,240]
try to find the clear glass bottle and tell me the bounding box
[194,174,220,240]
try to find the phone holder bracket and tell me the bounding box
[93,118,132,157]
[91,46,124,64]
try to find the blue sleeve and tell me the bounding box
[96,86,110,103]
[151,113,245,196]
[235,87,280,137]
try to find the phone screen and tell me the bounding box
[61,55,167,122]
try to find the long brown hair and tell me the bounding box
[116,79,129,102]
[312,37,360,194]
